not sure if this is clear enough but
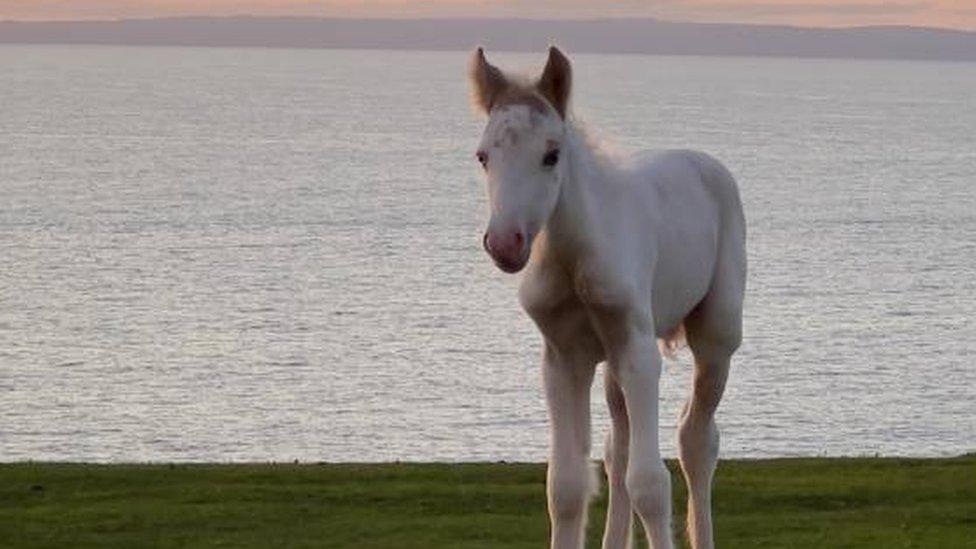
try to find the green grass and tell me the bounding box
[2,457,975,548]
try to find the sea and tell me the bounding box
[1,45,974,462]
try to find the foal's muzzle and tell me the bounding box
[483,230,529,273]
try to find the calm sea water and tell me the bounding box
[1,46,974,462]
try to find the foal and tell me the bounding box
[469,47,746,549]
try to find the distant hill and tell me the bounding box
[2,17,975,62]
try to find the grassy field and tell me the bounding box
[2,456,974,548]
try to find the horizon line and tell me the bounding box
[2,14,974,35]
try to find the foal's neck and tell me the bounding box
[544,121,609,258]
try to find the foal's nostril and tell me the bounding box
[514,232,524,249]
[483,232,491,253]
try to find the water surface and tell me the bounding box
[1,46,974,461]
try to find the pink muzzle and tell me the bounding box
[483,230,528,273]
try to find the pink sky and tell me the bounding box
[2,1,975,30]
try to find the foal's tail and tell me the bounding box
[658,322,687,360]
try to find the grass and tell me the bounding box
[2,456,975,548]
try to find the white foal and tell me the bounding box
[469,46,746,549]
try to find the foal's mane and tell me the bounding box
[565,118,623,176]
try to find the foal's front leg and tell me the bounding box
[602,371,633,549]
[600,322,673,549]
[543,346,596,549]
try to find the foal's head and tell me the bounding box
[470,46,572,273]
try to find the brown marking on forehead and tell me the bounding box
[491,87,554,117]
[492,127,521,148]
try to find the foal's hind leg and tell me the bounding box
[602,370,633,549]
[676,350,729,549]
[677,302,741,549]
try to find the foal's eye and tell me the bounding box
[475,151,488,169]
[542,149,560,168]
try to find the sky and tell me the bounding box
[1,1,975,30]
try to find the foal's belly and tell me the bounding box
[648,212,719,336]
[650,260,713,337]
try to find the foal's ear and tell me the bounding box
[470,47,508,115]
[536,46,572,119]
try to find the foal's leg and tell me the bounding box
[678,296,741,549]
[619,340,672,549]
[543,347,596,549]
[593,316,673,549]
[602,370,633,549]
[676,352,729,549]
